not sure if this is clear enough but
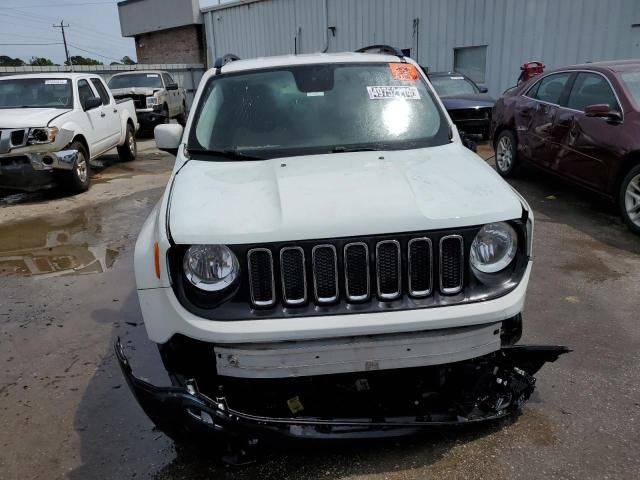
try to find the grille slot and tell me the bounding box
[10,129,26,147]
[408,238,433,297]
[376,240,401,300]
[440,235,464,294]
[280,247,307,306]
[344,242,370,302]
[312,245,338,304]
[247,248,276,307]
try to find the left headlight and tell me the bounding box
[470,222,518,274]
[183,244,239,292]
[28,127,58,145]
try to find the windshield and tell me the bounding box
[108,73,163,89]
[0,78,73,109]
[430,76,479,97]
[620,71,640,108]
[188,63,449,159]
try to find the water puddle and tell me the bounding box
[0,211,122,278]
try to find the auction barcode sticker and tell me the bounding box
[44,80,68,85]
[367,86,421,100]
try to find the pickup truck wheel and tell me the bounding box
[495,130,520,178]
[117,124,137,162]
[55,141,90,193]
[620,164,640,234]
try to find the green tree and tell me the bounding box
[65,55,101,66]
[0,55,25,67]
[121,56,136,65]
[30,57,56,66]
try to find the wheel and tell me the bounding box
[619,164,640,234]
[55,140,90,193]
[176,102,187,126]
[494,130,520,177]
[162,105,170,124]
[117,123,137,162]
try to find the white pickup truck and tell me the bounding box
[0,73,138,193]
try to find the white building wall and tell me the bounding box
[203,0,640,97]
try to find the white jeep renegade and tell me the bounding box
[116,47,567,449]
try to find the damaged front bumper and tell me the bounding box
[0,150,78,190]
[115,338,569,443]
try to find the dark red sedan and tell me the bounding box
[491,60,640,234]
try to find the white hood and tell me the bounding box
[0,108,70,128]
[168,143,523,245]
[111,87,159,97]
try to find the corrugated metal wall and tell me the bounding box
[203,0,640,97]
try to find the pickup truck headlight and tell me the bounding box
[183,245,239,292]
[28,127,58,144]
[470,222,518,274]
[146,95,158,107]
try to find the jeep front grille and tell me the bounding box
[246,233,465,309]
[440,235,464,294]
[247,248,276,307]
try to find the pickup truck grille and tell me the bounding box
[113,94,146,109]
[246,232,465,309]
[0,128,29,154]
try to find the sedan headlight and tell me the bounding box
[183,245,239,292]
[146,95,158,107]
[470,222,518,274]
[28,127,58,144]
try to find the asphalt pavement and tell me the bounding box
[0,140,638,479]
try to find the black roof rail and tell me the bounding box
[355,44,405,61]
[214,54,241,74]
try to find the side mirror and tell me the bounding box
[585,104,622,122]
[155,123,183,156]
[166,83,179,91]
[478,86,489,94]
[83,96,102,111]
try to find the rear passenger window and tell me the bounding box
[90,78,110,106]
[77,80,96,108]
[529,73,572,105]
[567,73,620,112]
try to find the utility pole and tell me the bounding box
[53,21,72,71]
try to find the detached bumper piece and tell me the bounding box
[115,338,569,445]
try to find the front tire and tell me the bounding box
[117,123,137,162]
[494,130,520,177]
[619,164,640,235]
[55,140,90,193]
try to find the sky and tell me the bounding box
[0,0,235,65]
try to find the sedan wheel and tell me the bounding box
[494,130,520,178]
[624,173,640,228]
[496,136,513,171]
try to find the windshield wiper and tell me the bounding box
[331,144,392,153]
[187,148,265,161]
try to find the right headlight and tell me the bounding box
[470,222,518,274]
[183,244,239,292]
[146,95,158,107]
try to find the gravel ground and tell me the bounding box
[0,141,638,479]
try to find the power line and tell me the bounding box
[67,43,121,63]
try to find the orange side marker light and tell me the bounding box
[154,242,161,279]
